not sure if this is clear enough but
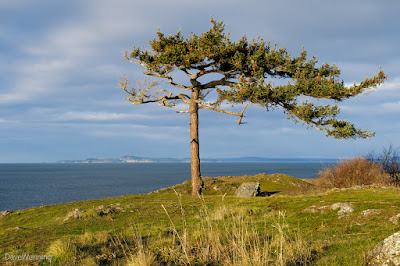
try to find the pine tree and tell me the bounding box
[120,18,387,195]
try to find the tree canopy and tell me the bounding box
[120,18,387,195]
[121,18,386,139]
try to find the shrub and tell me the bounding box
[316,157,389,188]
[366,145,400,186]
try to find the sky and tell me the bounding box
[0,0,399,163]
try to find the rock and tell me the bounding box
[235,182,260,197]
[304,203,354,218]
[331,203,354,217]
[390,214,400,225]
[367,232,400,265]
[361,209,382,218]
[64,208,85,221]
[96,205,113,215]
[350,186,363,190]
[1,210,14,217]
[95,205,124,215]
[304,205,330,213]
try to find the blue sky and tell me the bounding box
[0,0,399,163]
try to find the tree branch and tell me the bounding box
[203,76,234,89]
[279,102,329,134]
[197,102,251,125]
[119,76,190,106]
[144,72,193,90]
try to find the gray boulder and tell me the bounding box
[304,205,330,213]
[390,214,400,225]
[64,208,85,221]
[235,182,260,197]
[368,232,400,265]
[95,204,124,216]
[331,202,354,218]
[361,209,382,218]
[1,210,13,217]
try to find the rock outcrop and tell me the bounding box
[368,232,400,265]
[390,214,400,225]
[95,205,124,216]
[1,210,13,217]
[330,202,354,217]
[361,209,382,218]
[304,202,354,218]
[235,182,260,197]
[64,208,85,221]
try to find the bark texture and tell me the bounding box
[189,88,203,195]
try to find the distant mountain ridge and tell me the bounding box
[56,155,337,163]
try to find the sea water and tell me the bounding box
[0,162,334,211]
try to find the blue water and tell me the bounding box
[0,162,333,211]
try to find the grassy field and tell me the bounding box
[1,172,399,265]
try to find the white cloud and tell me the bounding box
[23,26,100,57]
[78,122,186,140]
[0,118,18,123]
[0,59,75,105]
[381,101,400,112]
[54,111,148,121]
[378,77,400,92]
[0,0,29,8]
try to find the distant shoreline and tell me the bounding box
[55,156,339,164]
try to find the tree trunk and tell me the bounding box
[189,88,203,195]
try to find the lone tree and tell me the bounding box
[120,18,387,195]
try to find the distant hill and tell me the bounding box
[56,156,337,163]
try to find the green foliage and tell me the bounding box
[2,184,400,265]
[122,17,387,139]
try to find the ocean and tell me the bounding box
[0,162,334,211]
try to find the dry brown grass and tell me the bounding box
[314,156,390,189]
[152,195,313,265]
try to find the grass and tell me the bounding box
[151,173,315,196]
[1,172,400,265]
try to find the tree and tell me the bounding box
[120,18,387,196]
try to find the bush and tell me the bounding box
[366,145,400,186]
[316,157,389,188]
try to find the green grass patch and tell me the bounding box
[1,174,399,265]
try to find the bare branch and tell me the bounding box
[145,71,193,90]
[237,104,250,125]
[119,76,190,107]
[292,115,328,133]
[179,67,197,79]
[124,51,193,90]
[123,52,147,68]
[203,76,234,89]
[197,101,251,125]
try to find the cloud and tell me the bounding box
[381,101,400,112]
[0,0,29,8]
[0,118,18,123]
[0,59,75,105]
[339,77,400,116]
[54,111,149,121]
[0,0,399,162]
[379,77,400,92]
